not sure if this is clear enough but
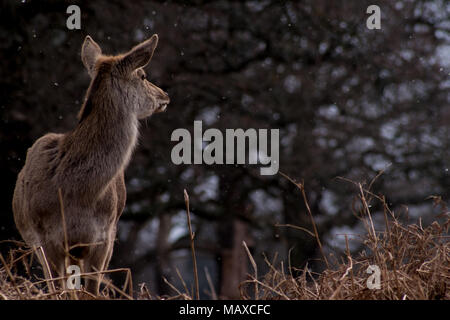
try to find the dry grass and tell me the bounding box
[0,244,135,300]
[240,178,449,300]
[1,179,448,300]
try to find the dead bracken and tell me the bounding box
[1,180,448,300]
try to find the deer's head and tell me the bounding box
[80,34,170,120]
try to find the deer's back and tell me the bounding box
[13,132,126,250]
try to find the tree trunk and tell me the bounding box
[155,213,172,296]
[219,218,251,299]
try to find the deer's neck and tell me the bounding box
[58,94,138,200]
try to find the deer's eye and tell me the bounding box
[141,74,146,80]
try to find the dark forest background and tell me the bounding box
[0,0,449,298]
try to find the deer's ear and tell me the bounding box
[119,34,158,72]
[81,35,102,76]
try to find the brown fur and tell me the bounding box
[12,34,169,294]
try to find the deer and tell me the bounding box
[12,34,169,295]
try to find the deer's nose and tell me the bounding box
[163,91,170,102]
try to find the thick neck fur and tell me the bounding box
[56,69,138,202]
